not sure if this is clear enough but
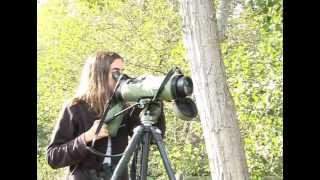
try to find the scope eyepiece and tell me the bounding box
[112,71,131,82]
[112,71,121,82]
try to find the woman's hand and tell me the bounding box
[83,120,109,143]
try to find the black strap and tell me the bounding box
[94,74,124,141]
[152,67,177,102]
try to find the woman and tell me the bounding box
[47,51,165,180]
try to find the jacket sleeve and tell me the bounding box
[127,103,166,138]
[46,103,89,169]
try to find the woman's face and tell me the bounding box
[108,58,124,91]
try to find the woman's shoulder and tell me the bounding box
[62,98,88,112]
[68,98,99,117]
[58,98,95,120]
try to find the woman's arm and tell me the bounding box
[46,103,89,169]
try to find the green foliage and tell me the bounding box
[221,0,282,179]
[38,0,196,179]
[38,0,282,179]
[147,106,209,179]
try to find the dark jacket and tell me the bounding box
[47,100,166,180]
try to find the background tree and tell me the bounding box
[179,0,249,179]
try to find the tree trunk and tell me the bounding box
[179,0,249,179]
[216,0,233,40]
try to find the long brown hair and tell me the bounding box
[73,51,123,117]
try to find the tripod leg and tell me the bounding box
[150,127,176,180]
[130,148,139,180]
[140,131,151,180]
[111,126,144,180]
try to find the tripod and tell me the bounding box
[110,99,176,180]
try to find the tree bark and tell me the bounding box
[179,0,249,179]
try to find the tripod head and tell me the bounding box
[136,98,163,126]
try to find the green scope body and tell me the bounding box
[115,73,193,102]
